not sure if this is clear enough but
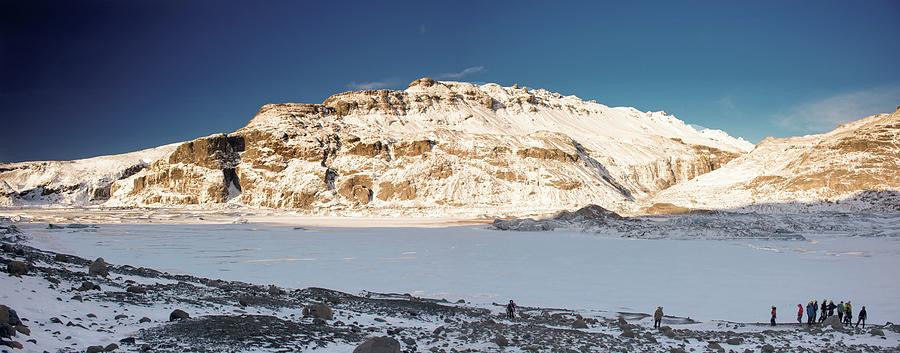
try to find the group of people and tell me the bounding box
[769,300,869,327]
[507,299,869,330]
[797,300,867,327]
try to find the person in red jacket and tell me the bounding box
[770,306,777,326]
[796,304,803,324]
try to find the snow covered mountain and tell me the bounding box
[4,78,754,215]
[648,106,900,213]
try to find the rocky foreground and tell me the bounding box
[1,223,899,353]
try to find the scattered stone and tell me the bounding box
[169,309,190,322]
[761,344,775,353]
[267,285,283,296]
[89,258,109,277]
[6,260,28,276]
[302,303,333,320]
[139,317,151,323]
[14,325,30,335]
[114,314,128,320]
[119,337,136,345]
[86,345,105,353]
[620,330,636,338]
[353,336,401,353]
[104,343,119,351]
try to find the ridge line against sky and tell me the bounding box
[1,0,899,162]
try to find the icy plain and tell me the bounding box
[20,221,900,324]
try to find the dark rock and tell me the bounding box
[139,317,151,323]
[14,325,30,335]
[870,328,885,336]
[89,258,109,277]
[126,286,147,294]
[725,337,744,345]
[491,335,509,346]
[119,337,136,345]
[761,344,775,353]
[302,303,333,320]
[572,318,588,329]
[169,309,190,322]
[76,281,98,291]
[353,336,401,353]
[114,314,128,320]
[86,345,105,353]
[104,343,119,351]
[267,285,283,296]
[620,330,636,338]
[6,261,27,276]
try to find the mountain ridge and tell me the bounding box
[4,79,894,216]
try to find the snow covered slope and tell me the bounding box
[649,107,900,212]
[85,78,749,215]
[0,144,178,206]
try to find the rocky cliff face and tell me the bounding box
[649,107,900,212]
[2,79,754,215]
[85,78,750,216]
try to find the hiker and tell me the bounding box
[819,299,828,322]
[654,306,664,328]
[811,300,818,324]
[770,306,777,326]
[506,300,517,319]
[796,304,803,324]
[805,301,814,325]
[827,300,836,317]
[838,301,844,323]
[844,301,853,325]
[856,306,867,328]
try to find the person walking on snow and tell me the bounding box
[770,306,777,326]
[838,301,845,323]
[506,300,517,319]
[796,304,803,324]
[827,300,836,317]
[654,306,664,329]
[856,306,867,328]
[844,301,853,325]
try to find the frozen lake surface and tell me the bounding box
[21,222,900,323]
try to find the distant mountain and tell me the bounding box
[0,78,753,216]
[648,106,900,213]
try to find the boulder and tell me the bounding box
[870,328,885,336]
[725,337,744,345]
[104,343,119,351]
[303,303,333,320]
[89,258,109,277]
[353,336,401,353]
[572,318,588,329]
[761,344,775,353]
[620,330,636,338]
[168,309,190,322]
[491,335,509,346]
[822,315,843,330]
[86,345,105,353]
[6,261,27,276]
[139,317,151,323]
[126,286,147,294]
[76,281,98,291]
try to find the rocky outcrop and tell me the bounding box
[651,107,900,211]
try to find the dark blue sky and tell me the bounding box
[2,0,899,162]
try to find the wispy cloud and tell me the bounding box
[775,85,900,134]
[436,66,486,80]
[346,81,396,90]
[418,24,427,35]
